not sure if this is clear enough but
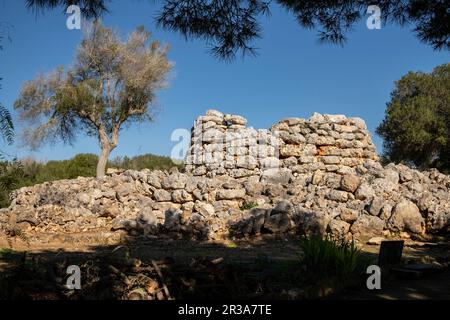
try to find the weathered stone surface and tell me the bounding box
[260,168,293,185]
[312,170,324,185]
[137,208,157,229]
[350,215,384,238]
[272,200,294,216]
[280,145,303,157]
[380,204,393,221]
[164,209,182,231]
[372,178,398,194]
[154,189,171,202]
[389,200,424,234]
[171,190,193,203]
[299,211,331,236]
[264,212,291,233]
[194,201,215,217]
[216,189,246,200]
[367,237,385,245]
[355,183,375,200]
[2,110,450,244]
[328,219,350,237]
[340,174,360,193]
[340,208,359,223]
[327,190,349,202]
[161,173,187,190]
[369,197,384,216]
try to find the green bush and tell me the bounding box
[109,154,183,171]
[300,234,361,281]
[0,160,24,208]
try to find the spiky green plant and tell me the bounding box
[300,234,361,280]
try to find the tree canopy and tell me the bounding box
[376,63,450,172]
[25,0,450,60]
[14,22,173,177]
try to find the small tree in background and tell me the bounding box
[14,22,173,177]
[376,63,450,172]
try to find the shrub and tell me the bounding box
[0,159,24,208]
[109,154,183,171]
[300,234,361,281]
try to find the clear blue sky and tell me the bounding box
[0,0,448,162]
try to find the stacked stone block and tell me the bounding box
[185,110,378,178]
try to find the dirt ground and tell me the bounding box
[1,230,449,300]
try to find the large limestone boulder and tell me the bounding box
[328,219,351,237]
[340,174,360,193]
[350,215,384,238]
[389,200,424,234]
[299,211,331,236]
[355,182,374,200]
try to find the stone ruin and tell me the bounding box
[1,109,449,244]
[185,110,378,179]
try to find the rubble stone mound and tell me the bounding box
[1,110,449,242]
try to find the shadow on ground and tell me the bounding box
[0,229,449,300]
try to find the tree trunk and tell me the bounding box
[97,144,112,178]
[96,124,119,178]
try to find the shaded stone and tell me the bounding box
[350,215,384,238]
[328,219,350,237]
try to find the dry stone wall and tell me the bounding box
[185,110,378,179]
[1,110,450,244]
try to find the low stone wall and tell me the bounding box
[1,110,449,243]
[185,110,378,178]
[1,161,449,242]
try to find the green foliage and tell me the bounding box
[14,22,173,177]
[0,248,17,256]
[300,234,361,281]
[0,104,14,145]
[34,154,98,181]
[376,63,450,173]
[240,201,259,211]
[0,79,14,146]
[109,154,183,171]
[0,153,180,208]
[0,24,15,146]
[0,159,23,207]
